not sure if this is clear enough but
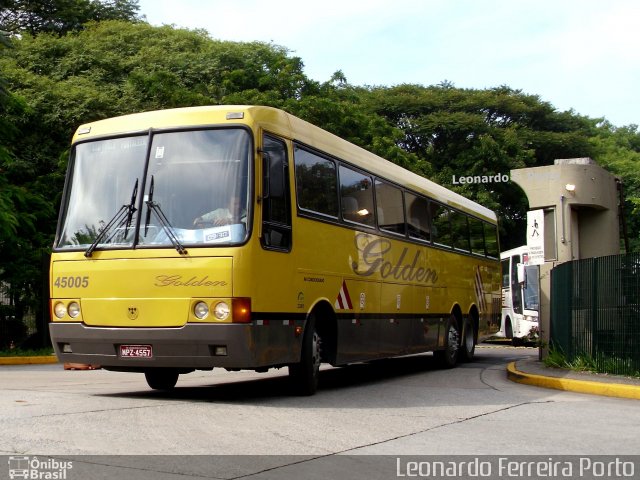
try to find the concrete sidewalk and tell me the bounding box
[508,357,640,400]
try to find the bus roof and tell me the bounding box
[500,245,529,260]
[73,105,497,223]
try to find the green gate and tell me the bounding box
[550,253,640,375]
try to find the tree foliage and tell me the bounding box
[0,0,141,36]
[0,29,22,241]
[590,123,640,252]
[359,83,604,248]
[1,28,55,336]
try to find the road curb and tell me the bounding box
[507,361,640,400]
[0,355,59,365]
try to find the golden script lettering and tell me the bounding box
[351,235,438,284]
[154,275,227,287]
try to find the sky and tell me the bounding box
[136,0,640,127]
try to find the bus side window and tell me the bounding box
[341,196,360,222]
[430,202,451,248]
[484,222,499,258]
[338,165,375,228]
[511,255,523,314]
[261,134,292,251]
[501,259,510,288]
[451,210,471,253]
[469,216,485,256]
[375,179,405,235]
[294,145,339,218]
[405,192,430,241]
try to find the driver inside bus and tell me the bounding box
[193,195,246,227]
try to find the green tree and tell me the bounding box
[0,29,55,348]
[360,83,601,249]
[590,123,640,252]
[0,20,316,131]
[0,30,21,242]
[0,0,141,36]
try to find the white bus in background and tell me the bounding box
[499,246,540,345]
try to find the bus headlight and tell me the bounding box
[194,301,209,319]
[54,302,67,319]
[213,301,230,320]
[68,302,81,318]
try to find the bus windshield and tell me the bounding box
[523,265,540,311]
[55,128,251,250]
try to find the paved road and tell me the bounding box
[1,345,638,478]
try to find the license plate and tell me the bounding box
[119,345,153,358]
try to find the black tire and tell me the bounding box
[144,369,179,390]
[459,317,476,362]
[434,315,460,368]
[505,318,513,340]
[288,314,322,396]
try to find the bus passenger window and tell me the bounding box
[484,222,499,258]
[430,203,451,247]
[405,192,430,241]
[339,165,375,227]
[294,146,338,218]
[501,259,510,288]
[469,217,485,256]
[341,196,360,222]
[451,211,471,252]
[511,255,523,314]
[375,179,405,235]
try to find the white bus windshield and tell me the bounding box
[523,265,540,311]
[55,128,251,251]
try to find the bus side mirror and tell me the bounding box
[517,264,526,284]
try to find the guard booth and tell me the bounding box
[510,158,622,358]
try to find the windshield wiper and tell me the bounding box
[144,175,187,255]
[123,179,139,238]
[84,179,138,258]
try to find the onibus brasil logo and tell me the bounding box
[8,456,73,479]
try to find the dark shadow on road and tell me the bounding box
[95,346,535,407]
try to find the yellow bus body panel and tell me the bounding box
[51,256,232,327]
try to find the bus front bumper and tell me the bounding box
[49,322,303,371]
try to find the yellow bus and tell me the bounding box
[49,105,501,395]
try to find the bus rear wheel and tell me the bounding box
[289,314,322,396]
[434,315,459,368]
[459,317,475,362]
[144,369,179,390]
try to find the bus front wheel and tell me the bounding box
[434,316,459,368]
[144,369,179,390]
[289,314,322,396]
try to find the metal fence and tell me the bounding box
[551,253,640,376]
